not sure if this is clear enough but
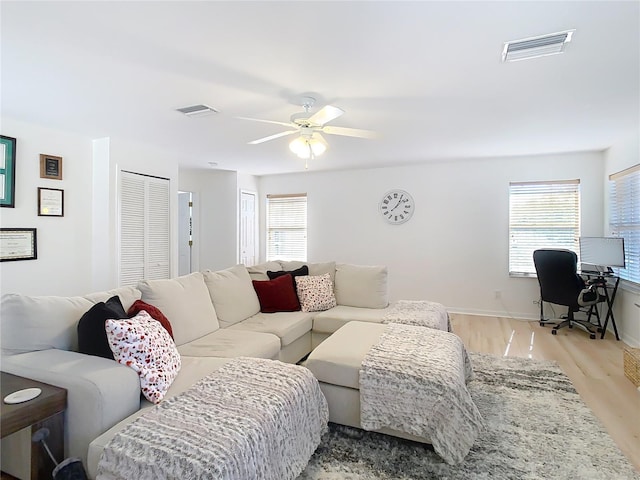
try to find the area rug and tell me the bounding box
[298,353,639,480]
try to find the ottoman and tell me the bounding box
[304,320,483,464]
[305,321,429,443]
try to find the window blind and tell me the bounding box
[509,180,580,275]
[266,193,307,262]
[609,164,640,284]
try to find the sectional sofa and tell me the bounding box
[0,261,396,478]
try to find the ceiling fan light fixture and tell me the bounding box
[289,137,326,159]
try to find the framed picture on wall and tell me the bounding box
[40,154,63,180]
[38,187,64,217]
[0,228,37,261]
[1,135,17,208]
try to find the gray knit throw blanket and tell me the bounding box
[383,300,451,332]
[97,357,329,480]
[359,323,484,465]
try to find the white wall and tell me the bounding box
[604,131,640,346]
[0,119,94,295]
[0,119,181,296]
[179,168,238,271]
[259,151,605,320]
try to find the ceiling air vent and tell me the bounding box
[176,104,219,117]
[502,30,575,62]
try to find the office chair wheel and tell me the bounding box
[551,329,558,335]
[568,324,573,329]
[590,333,596,339]
[539,321,545,327]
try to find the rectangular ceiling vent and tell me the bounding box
[502,30,575,62]
[176,104,219,117]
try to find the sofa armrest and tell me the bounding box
[1,349,141,466]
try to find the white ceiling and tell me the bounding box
[2,1,638,176]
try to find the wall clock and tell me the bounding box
[379,189,414,224]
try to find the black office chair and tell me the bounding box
[533,249,602,339]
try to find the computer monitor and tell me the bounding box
[579,237,625,272]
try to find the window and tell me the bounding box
[609,164,639,284]
[266,193,307,261]
[509,180,580,275]
[120,171,170,286]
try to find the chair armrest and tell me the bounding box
[1,349,141,466]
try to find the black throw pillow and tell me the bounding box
[77,295,128,360]
[267,265,309,280]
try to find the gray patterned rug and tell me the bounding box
[298,353,639,479]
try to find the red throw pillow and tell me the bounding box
[252,274,301,313]
[127,299,174,339]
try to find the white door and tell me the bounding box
[178,191,192,275]
[239,191,257,266]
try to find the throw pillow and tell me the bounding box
[295,273,337,312]
[77,295,128,360]
[105,311,181,404]
[267,265,309,280]
[252,274,301,313]
[127,299,174,339]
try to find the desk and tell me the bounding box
[1,372,67,480]
[580,273,621,340]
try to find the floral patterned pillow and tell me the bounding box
[105,311,181,404]
[295,273,337,312]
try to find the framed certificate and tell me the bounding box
[40,154,62,180]
[38,187,64,217]
[0,228,37,261]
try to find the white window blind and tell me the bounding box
[266,193,307,262]
[120,171,170,286]
[509,180,580,275]
[609,164,640,284]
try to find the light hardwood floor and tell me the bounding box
[450,313,640,472]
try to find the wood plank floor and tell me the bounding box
[450,313,640,472]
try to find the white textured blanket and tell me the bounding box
[359,323,484,465]
[382,300,451,332]
[97,357,329,480]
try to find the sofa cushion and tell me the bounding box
[106,311,181,404]
[127,299,174,339]
[229,311,314,347]
[137,272,219,346]
[312,305,391,334]
[252,274,301,313]
[84,286,142,312]
[247,261,282,281]
[77,296,128,360]
[280,261,336,283]
[177,329,280,359]
[295,273,337,312]
[203,265,261,328]
[334,264,389,308]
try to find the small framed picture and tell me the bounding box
[0,228,37,261]
[40,154,63,180]
[38,187,64,217]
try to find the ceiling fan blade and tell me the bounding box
[248,130,298,145]
[237,116,295,128]
[307,105,344,126]
[322,125,377,139]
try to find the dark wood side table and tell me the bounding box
[1,372,67,480]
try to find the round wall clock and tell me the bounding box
[379,189,415,224]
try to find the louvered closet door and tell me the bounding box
[120,171,170,286]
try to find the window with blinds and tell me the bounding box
[609,164,639,284]
[266,193,307,262]
[509,180,580,275]
[120,171,170,286]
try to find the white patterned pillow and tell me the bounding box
[105,311,181,404]
[295,273,337,312]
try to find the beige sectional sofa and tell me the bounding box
[0,260,397,479]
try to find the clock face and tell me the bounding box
[379,189,414,224]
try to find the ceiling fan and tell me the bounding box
[239,96,376,162]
